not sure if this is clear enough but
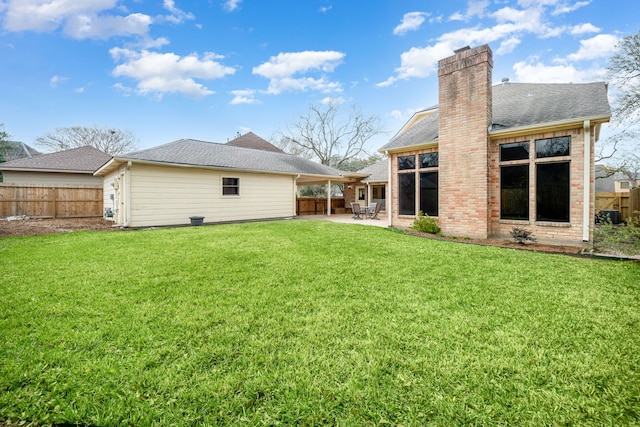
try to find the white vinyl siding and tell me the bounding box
[127,164,295,227]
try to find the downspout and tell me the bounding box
[293,174,300,217]
[123,161,132,227]
[583,120,591,242]
[386,151,392,227]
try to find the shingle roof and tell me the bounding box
[226,132,284,153]
[116,139,346,177]
[358,160,388,182]
[380,82,611,151]
[0,146,112,173]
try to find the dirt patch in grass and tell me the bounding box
[0,217,118,238]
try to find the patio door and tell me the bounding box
[355,185,366,209]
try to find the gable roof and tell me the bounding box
[0,145,112,173]
[0,141,41,161]
[226,132,284,153]
[358,160,388,183]
[380,82,611,152]
[95,138,347,180]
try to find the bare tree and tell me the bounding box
[36,125,139,155]
[0,124,11,163]
[608,30,640,124]
[275,100,383,170]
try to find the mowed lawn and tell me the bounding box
[1,220,639,426]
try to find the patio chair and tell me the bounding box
[366,202,377,219]
[368,202,382,220]
[350,202,363,219]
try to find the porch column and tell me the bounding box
[327,180,332,216]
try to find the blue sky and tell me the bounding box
[0,0,637,154]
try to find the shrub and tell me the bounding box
[411,211,441,234]
[591,214,640,256]
[510,226,535,244]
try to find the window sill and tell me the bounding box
[535,221,571,228]
[499,219,530,225]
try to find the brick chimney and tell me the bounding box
[437,44,493,238]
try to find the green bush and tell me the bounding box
[591,213,640,255]
[510,226,535,244]
[411,211,441,234]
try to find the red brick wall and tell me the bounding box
[437,45,493,238]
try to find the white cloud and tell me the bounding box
[110,49,236,98]
[64,13,151,39]
[512,60,602,83]
[379,1,606,86]
[75,87,85,93]
[223,0,242,12]
[569,23,600,35]
[449,0,490,21]
[49,75,67,88]
[552,0,591,15]
[393,12,429,36]
[1,0,155,39]
[230,89,260,105]
[253,51,345,95]
[496,37,521,55]
[160,0,195,24]
[566,34,619,61]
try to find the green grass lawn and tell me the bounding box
[1,220,639,426]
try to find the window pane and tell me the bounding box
[500,142,529,161]
[398,173,415,215]
[222,177,239,195]
[419,153,438,168]
[398,155,415,170]
[500,165,529,220]
[536,162,570,222]
[535,136,570,158]
[419,172,438,216]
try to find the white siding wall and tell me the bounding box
[128,164,295,227]
[2,171,103,187]
[102,171,118,221]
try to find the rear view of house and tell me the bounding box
[381,44,611,243]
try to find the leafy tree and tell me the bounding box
[36,125,139,155]
[275,100,384,170]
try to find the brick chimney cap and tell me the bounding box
[454,45,471,54]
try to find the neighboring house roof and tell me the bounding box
[358,160,388,183]
[226,132,284,153]
[381,82,611,152]
[0,146,112,173]
[595,165,640,192]
[0,141,41,161]
[95,139,347,179]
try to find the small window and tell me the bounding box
[500,142,529,161]
[419,153,439,168]
[536,136,570,158]
[222,177,239,196]
[398,155,415,170]
[620,181,630,190]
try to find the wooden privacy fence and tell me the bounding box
[595,188,640,223]
[0,185,103,218]
[297,198,345,215]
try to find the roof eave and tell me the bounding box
[489,114,611,140]
[379,140,438,155]
[94,157,345,180]
[0,167,93,174]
